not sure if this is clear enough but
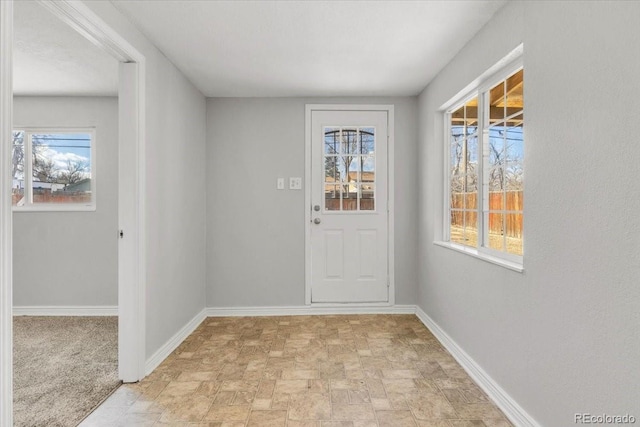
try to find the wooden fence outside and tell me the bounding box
[12,190,91,205]
[451,191,523,237]
[325,195,374,211]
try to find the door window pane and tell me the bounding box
[360,156,375,179]
[359,127,375,154]
[325,184,341,211]
[324,156,340,182]
[341,129,359,156]
[359,184,375,211]
[345,155,359,184]
[342,186,358,211]
[361,169,375,183]
[324,128,340,154]
[322,126,376,212]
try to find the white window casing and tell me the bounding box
[438,49,524,271]
[11,127,96,212]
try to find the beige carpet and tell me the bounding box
[13,316,121,427]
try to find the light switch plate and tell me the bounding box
[277,178,285,190]
[289,177,302,190]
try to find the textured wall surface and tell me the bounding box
[85,1,208,360]
[13,96,118,307]
[418,1,640,424]
[206,97,419,307]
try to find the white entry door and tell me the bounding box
[309,108,390,303]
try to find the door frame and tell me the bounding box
[39,0,147,383]
[0,2,15,425]
[1,1,147,423]
[304,104,395,306]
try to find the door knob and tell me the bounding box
[313,218,321,224]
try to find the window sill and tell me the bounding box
[12,205,96,213]
[433,241,524,273]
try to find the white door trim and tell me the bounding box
[304,104,395,306]
[0,2,15,425]
[118,62,146,382]
[38,0,147,384]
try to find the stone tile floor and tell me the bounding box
[80,315,513,426]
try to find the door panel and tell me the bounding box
[357,229,377,279]
[310,110,388,303]
[324,230,344,279]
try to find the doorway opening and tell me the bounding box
[0,1,146,425]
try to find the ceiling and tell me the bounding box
[112,0,506,97]
[13,0,119,96]
[12,0,506,98]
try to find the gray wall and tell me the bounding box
[418,1,640,424]
[13,96,118,307]
[206,97,418,307]
[85,2,207,360]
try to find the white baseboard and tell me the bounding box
[415,306,540,427]
[205,304,416,317]
[144,308,207,376]
[12,305,118,316]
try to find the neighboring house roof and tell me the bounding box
[62,178,91,192]
[13,179,65,192]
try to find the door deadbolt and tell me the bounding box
[313,205,320,211]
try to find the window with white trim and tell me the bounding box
[11,129,95,211]
[445,63,524,264]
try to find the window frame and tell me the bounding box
[440,56,524,270]
[12,127,97,212]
